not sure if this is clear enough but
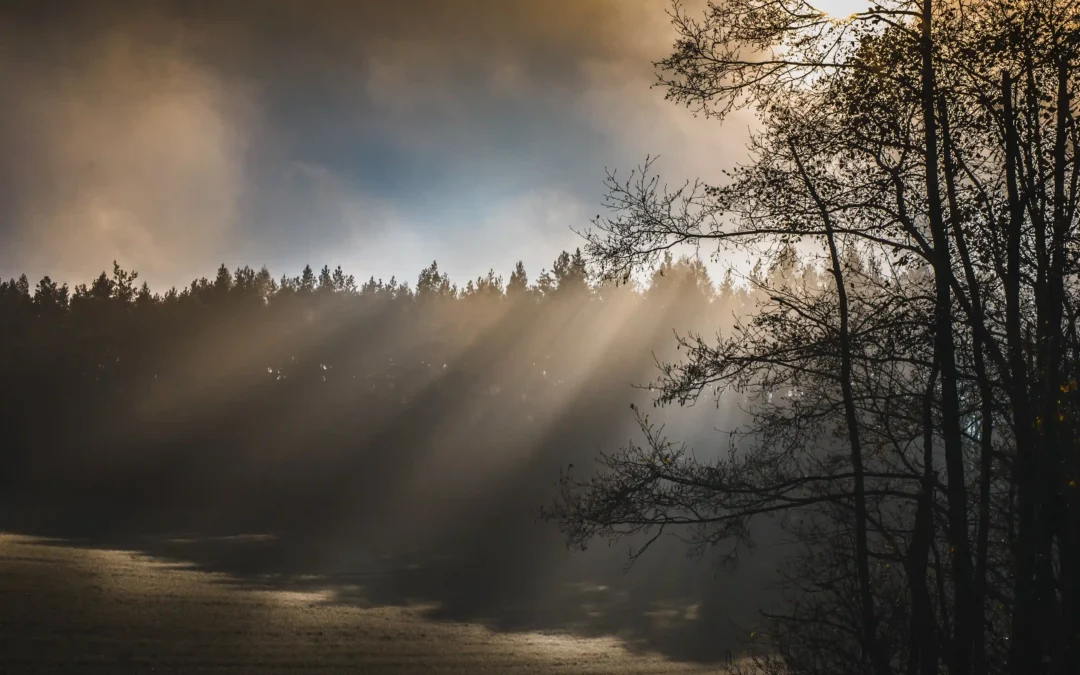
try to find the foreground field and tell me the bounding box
[0,533,735,674]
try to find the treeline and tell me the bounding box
[0,248,778,545]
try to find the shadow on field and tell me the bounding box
[0,508,774,665]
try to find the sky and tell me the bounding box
[0,0,868,291]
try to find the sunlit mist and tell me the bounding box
[0,1,852,672]
[3,0,1070,672]
[0,250,781,668]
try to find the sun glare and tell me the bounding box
[815,0,871,19]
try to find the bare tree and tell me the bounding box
[546,1,1080,673]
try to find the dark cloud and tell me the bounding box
[0,0,749,289]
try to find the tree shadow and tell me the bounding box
[1,511,768,665]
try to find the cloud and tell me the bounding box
[0,10,259,288]
[254,161,429,284]
[444,188,593,282]
[0,0,758,289]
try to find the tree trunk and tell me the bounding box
[791,142,884,675]
[938,96,993,675]
[909,365,941,675]
[920,3,974,672]
[1003,69,1042,675]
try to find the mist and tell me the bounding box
[0,2,874,672]
[0,254,784,667]
[7,0,1075,673]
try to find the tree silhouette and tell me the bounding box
[544,2,1080,674]
[0,250,751,563]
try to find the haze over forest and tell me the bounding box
[3,1,1080,675]
[0,251,784,665]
